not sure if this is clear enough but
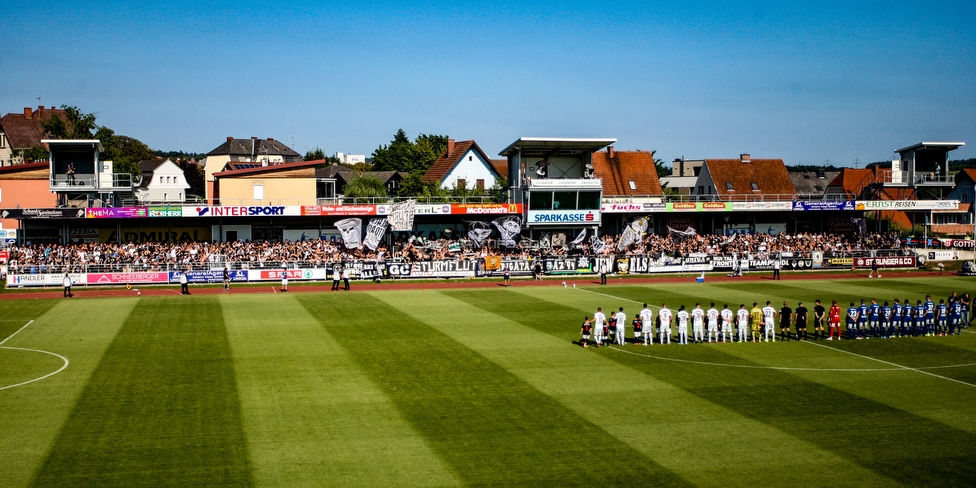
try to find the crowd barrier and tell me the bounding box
[5,251,920,288]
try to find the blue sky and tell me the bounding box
[3,0,974,166]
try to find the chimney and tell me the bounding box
[268,137,274,141]
[24,107,33,118]
[740,153,751,163]
[446,139,455,155]
[607,146,616,159]
[226,136,233,142]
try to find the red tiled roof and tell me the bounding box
[213,159,326,177]
[958,168,976,185]
[422,140,502,183]
[704,158,795,197]
[490,159,508,180]
[0,161,50,177]
[825,167,892,199]
[591,150,664,196]
[0,107,68,149]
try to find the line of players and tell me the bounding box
[579,293,970,347]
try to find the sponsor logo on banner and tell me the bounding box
[941,239,976,248]
[258,269,317,280]
[414,204,452,215]
[185,206,301,217]
[172,270,249,283]
[730,201,793,211]
[923,251,961,261]
[855,200,959,211]
[456,204,521,214]
[670,202,698,211]
[702,202,731,211]
[602,203,643,213]
[852,256,917,268]
[7,273,87,287]
[827,257,854,266]
[86,207,148,218]
[528,210,600,224]
[0,250,8,263]
[615,257,630,274]
[408,260,478,278]
[148,206,183,217]
[1,208,86,219]
[88,272,170,284]
[792,201,855,211]
[545,256,593,274]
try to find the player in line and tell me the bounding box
[640,304,654,345]
[737,304,749,343]
[692,304,705,344]
[580,316,592,348]
[762,301,777,342]
[720,304,733,343]
[659,303,673,345]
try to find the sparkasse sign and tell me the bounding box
[527,210,601,224]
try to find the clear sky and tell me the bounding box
[3,0,974,166]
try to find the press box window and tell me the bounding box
[529,191,553,210]
[577,191,600,210]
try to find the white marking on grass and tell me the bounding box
[574,287,656,308]
[271,286,277,293]
[0,320,34,346]
[605,345,901,372]
[804,340,976,389]
[0,347,69,391]
[0,321,70,391]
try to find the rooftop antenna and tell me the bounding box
[36,96,41,107]
[854,157,860,168]
[290,135,297,148]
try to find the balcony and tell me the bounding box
[50,173,133,192]
[882,171,953,187]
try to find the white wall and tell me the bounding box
[441,148,498,190]
[142,160,191,203]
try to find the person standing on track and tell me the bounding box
[772,257,781,280]
[180,270,190,295]
[281,268,289,292]
[342,266,351,290]
[658,303,673,345]
[62,272,73,298]
[332,266,341,291]
[593,307,607,347]
[223,266,230,291]
[503,264,511,287]
[599,263,608,285]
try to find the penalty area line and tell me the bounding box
[0,320,34,347]
[0,346,70,391]
[803,340,976,389]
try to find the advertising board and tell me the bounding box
[527,210,601,224]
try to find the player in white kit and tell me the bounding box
[720,304,733,343]
[640,304,654,345]
[658,303,673,345]
[677,305,690,345]
[614,307,626,346]
[736,304,749,342]
[691,304,705,343]
[762,301,777,342]
[593,307,607,347]
[706,303,719,343]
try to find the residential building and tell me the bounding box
[790,170,840,200]
[0,106,67,166]
[212,159,335,206]
[590,148,664,197]
[423,139,505,191]
[134,159,191,204]
[318,164,408,196]
[692,154,796,201]
[202,137,301,203]
[335,152,366,165]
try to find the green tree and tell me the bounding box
[651,150,669,178]
[41,105,98,139]
[18,145,50,162]
[177,159,206,199]
[304,147,326,161]
[371,129,448,174]
[42,105,154,177]
[343,175,388,199]
[398,172,448,198]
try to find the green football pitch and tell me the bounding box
[2,276,975,487]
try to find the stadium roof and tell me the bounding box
[498,137,616,157]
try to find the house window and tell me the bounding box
[468,156,473,161]
[159,176,164,184]
[476,179,485,189]
[0,134,5,148]
[457,178,466,189]
[698,186,704,194]
[726,182,734,191]
[629,181,637,190]
[253,184,264,200]
[750,182,760,191]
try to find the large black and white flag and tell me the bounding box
[334,218,363,249]
[363,218,389,251]
[570,228,587,245]
[492,216,522,247]
[387,200,416,231]
[466,221,493,248]
[618,217,650,251]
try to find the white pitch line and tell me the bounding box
[574,287,654,307]
[0,320,34,347]
[803,340,976,389]
[605,345,901,372]
[0,346,70,391]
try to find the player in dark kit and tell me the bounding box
[936,299,949,336]
[779,302,792,342]
[914,300,926,337]
[580,317,593,348]
[857,300,869,339]
[846,302,859,340]
[892,299,903,338]
[795,302,809,340]
[813,299,826,340]
[632,316,642,345]
[950,299,963,335]
[868,299,881,338]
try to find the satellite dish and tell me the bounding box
[133,174,143,186]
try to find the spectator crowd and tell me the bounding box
[1,231,903,274]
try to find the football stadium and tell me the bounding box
[2,274,975,487]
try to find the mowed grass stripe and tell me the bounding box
[298,293,691,487]
[441,288,896,488]
[510,286,976,487]
[31,297,252,487]
[0,300,60,341]
[221,294,458,487]
[1,299,135,488]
